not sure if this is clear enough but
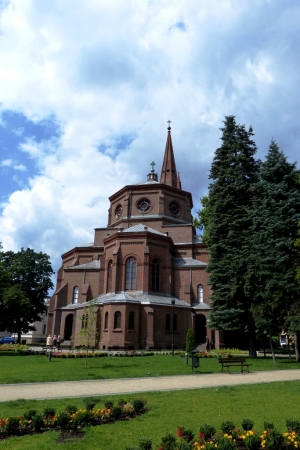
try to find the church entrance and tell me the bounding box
[195,314,206,344]
[64,314,73,340]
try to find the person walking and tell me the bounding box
[205,336,210,352]
[46,335,52,347]
[52,335,57,349]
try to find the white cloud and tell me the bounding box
[1,159,13,167]
[0,159,26,171]
[0,0,299,276]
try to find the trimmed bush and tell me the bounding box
[241,418,254,431]
[220,420,236,435]
[199,423,216,439]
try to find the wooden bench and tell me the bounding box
[218,357,252,373]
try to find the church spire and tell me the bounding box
[160,121,180,188]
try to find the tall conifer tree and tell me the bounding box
[206,116,259,357]
[246,141,300,360]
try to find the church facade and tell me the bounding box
[47,127,223,350]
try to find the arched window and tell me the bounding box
[151,258,160,292]
[104,312,109,329]
[107,261,113,293]
[125,257,137,290]
[165,314,171,331]
[114,311,121,329]
[72,286,79,304]
[197,285,203,303]
[128,311,135,330]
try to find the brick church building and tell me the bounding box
[48,127,223,350]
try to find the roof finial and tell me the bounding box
[147,161,158,182]
[167,120,171,131]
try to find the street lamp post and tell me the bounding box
[171,299,175,356]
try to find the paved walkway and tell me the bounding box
[1,369,300,402]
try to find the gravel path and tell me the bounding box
[1,369,300,402]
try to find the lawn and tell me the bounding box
[0,381,300,449]
[0,352,299,384]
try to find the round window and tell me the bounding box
[115,204,123,219]
[137,198,151,213]
[169,202,180,216]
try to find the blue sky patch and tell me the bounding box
[97,133,136,159]
[0,110,61,202]
[169,21,187,32]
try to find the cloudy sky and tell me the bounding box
[0,0,299,280]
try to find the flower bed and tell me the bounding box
[125,418,300,449]
[0,397,147,442]
[0,344,28,352]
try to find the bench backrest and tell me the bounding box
[218,357,246,363]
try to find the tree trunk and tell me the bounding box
[248,311,257,358]
[269,334,276,363]
[261,338,266,358]
[287,335,292,359]
[17,328,21,344]
[295,333,300,362]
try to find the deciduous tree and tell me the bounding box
[0,247,54,343]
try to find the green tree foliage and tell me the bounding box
[193,195,212,243]
[77,299,99,368]
[0,247,54,343]
[185,328,196,354]
[205,116,260,357]
[245,140,300,361]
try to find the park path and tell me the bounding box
[0,369,300,402]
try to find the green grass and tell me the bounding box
[0,381,300,449]
[0,352,299,384]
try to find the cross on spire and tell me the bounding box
[150,161,156,172]
[167,120,171,130]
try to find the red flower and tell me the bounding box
[177,427,183,437]
[198,432,205,439]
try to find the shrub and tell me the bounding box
[43,406,56,418]
[123,402,134,415]
[72,410,93,430]
[32,414,44,431]
[138,438,152,450]
[286,417,300,433]
[118,398,127,406]
[160,433,177,450]
[83,397,98,411]
[241,418,254,431]
[199,423,216,439]
[6,417,20,435]
[133,398,145,413]
[65,404,77,414]
[177,441,191,450]
[111,406,122,420]
[104,400,114,409]
[263,421,274,430]
[262,428,285,449]
[23,409,37,420]
[177,427,194,442]
[220,421,236,435]
[56,412,69,428]
[185,328,196,354]
[215,436,238,449]
[244,433,261,450]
